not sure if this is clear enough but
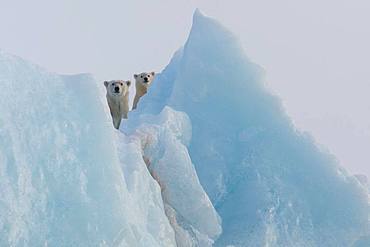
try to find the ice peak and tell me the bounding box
[193,8,205,20]
[191,8,219,32]
[186,9,243,60]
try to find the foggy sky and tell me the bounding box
[1,0,369,176]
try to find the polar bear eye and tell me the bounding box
[141,75,143,78]
[120,83,123,86]
[147,75,150,77]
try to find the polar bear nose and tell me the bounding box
[144,77,149,82]
[114,86,120,92]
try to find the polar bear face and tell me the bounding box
[134,72,155,88]
[104,80,131,97]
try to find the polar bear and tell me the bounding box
[132,72,155,110]
[104,80,131,129]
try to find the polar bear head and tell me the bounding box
[134,72,155,88]
[104,80,131,97]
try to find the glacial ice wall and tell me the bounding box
[0,51,177,246]
[134,10,370,247]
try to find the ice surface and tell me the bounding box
[134,10,370,247]
[353,236,370,247]
[0,51,177,246]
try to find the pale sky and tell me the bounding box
[1,0,369,176]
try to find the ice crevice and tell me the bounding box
[119,106,222,247]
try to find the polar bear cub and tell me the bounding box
[132,72,155,110]
[104,80,131,129]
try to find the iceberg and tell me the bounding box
[134,10,370,247]
[1,8,369,247]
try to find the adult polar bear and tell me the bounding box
[132,72,155,110]
[104,80,131,129]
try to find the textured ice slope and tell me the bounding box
[135,10,370,247]
[0,51,177,246]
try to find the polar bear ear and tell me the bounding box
[150,72,155,76]
[126,80,131,87]
[104,81,109,87]
[134,74,138,79]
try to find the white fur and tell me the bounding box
[132,72,155,110]
[104,80,131,129]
